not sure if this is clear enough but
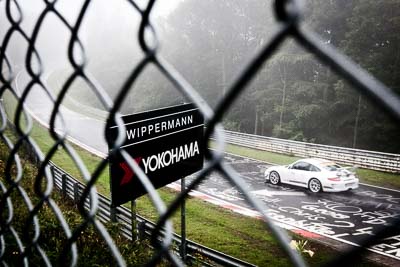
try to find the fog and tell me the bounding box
[1,0,180,68]
[1,0,184,109]
[1,0,399,152]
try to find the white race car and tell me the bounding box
[264,158,359,193]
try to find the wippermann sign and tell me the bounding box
[107,103,204,206]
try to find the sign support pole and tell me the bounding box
[131,200,137,241]
[180,177,187,262]
[109,157,117,222]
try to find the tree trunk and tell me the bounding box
[221,55,227,97]
[261,118,265,135]
[352,95,362,148]
[254,108,258,135]
[278,62,287,137]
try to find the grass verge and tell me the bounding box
[0,140,167,266]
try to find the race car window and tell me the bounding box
[292,161,310,171]
[309,164,321,172]
[322,163,342,171]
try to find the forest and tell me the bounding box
[85,0,400,153]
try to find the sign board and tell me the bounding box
[107,103,204,206]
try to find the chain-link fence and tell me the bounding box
[1,0,400,266]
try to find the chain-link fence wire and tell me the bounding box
[1,0,400,266]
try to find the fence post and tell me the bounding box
[73,182,79,205]
[50,165,55,183]
[131,200,137,241]
[110,207,117,222]
[138,220,146,240]
[180,177,187,262]
[61,174,67,198]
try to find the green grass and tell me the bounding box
[356,169,400,189]
[0,141,167,266]
[30,122,111,194]
[221,143,302,165]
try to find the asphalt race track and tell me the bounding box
[16,70,400,262]
[186,153,400,262]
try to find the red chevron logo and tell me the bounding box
[119,157,142,186]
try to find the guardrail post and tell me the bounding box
[73,182,79,205]
[138,220,146,240]
[61,174,67,198]
[50,165,55,183]
[180,177,187,262]
[131,200,137,241]
[110,207,117,222]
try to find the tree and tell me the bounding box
[80,0,400,152]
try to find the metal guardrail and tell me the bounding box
[49,162,256,267]
[223,130,400,173]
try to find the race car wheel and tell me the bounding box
[269,171,281,185]
[308,178,322,193]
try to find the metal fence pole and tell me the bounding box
[138,220,146,240]
[131,200,137,241]
[110,206,117,222]
[73,182,79,205]
[50,165,55,183]
[61,174,67,198]
[180,177,187,262]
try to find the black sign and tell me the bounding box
[107,103,204,206]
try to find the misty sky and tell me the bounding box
[0,0,183,71]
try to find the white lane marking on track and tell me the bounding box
[252,189,306,197]
[359,183,400,193]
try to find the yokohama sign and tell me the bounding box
[107,103,204,206]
